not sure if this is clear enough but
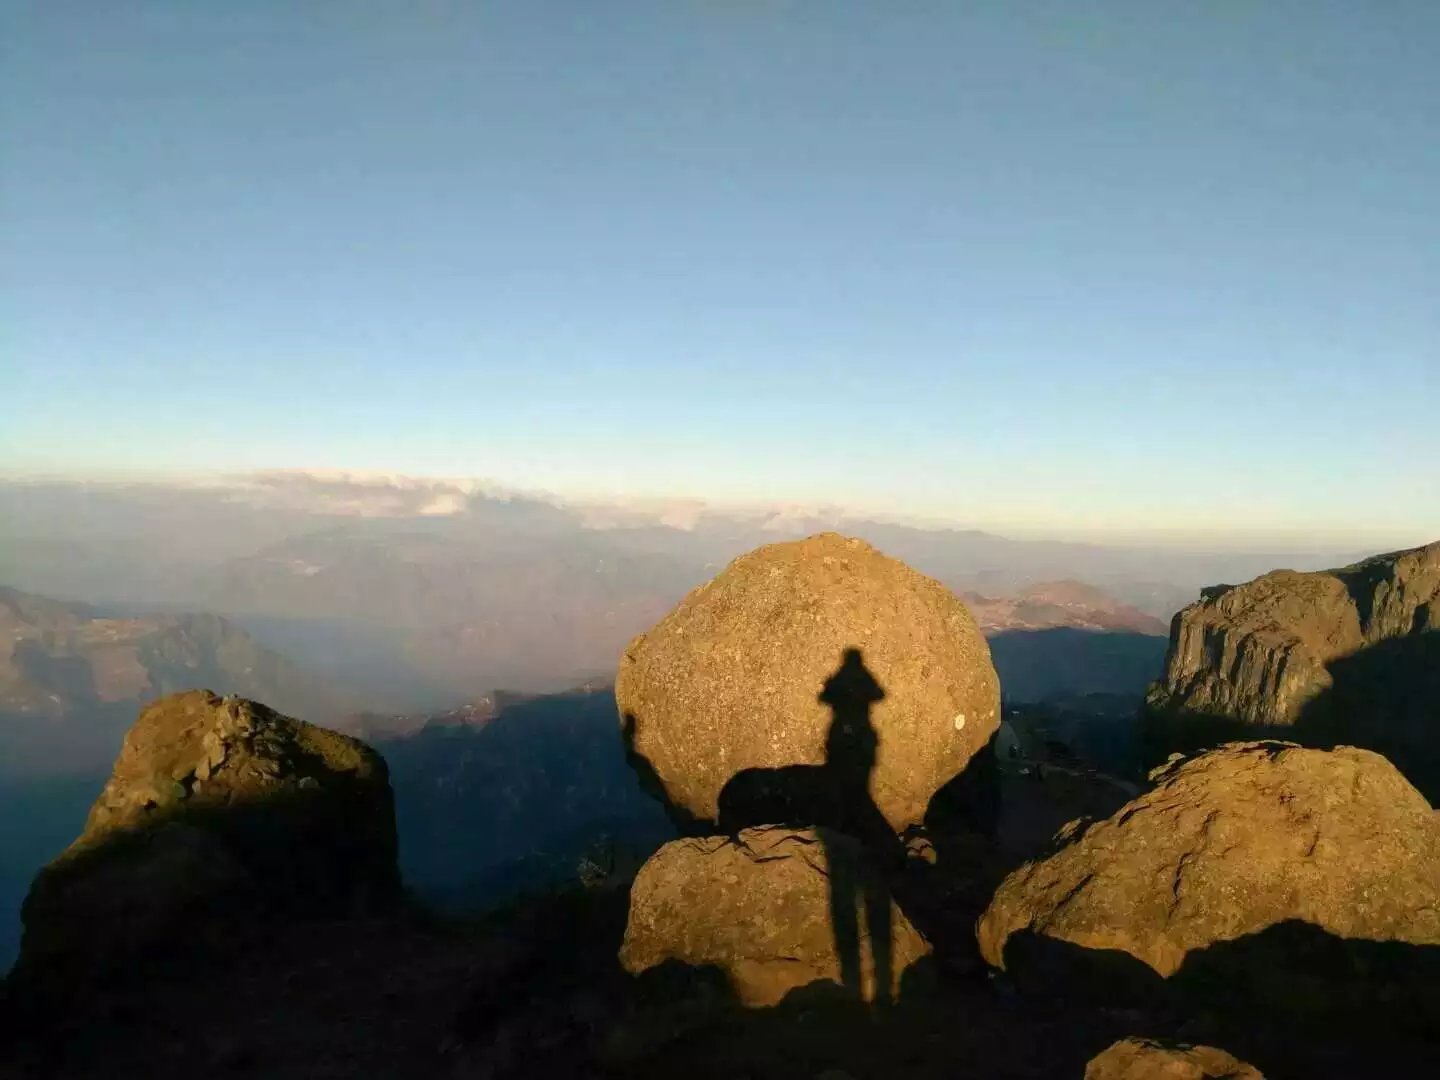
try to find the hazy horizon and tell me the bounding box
[0,466,1432,553]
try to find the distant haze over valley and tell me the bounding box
[4,470,1431,980]
[0,471,1363,716]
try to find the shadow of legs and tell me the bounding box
[826,833,862,998]
[864,861,892,1008]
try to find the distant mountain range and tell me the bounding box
[960,580,1168,635]
[374,685,672,913]
[0,586,364,972]
[0,586,362,775]
[0,474,1353,709]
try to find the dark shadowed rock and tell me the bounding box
[1085,1038,1263,1079]
[616,533,1000,833]
[619,826,930,1007]
[14,690,398,994]
[977,742,1440,1021]
[1145,541,1440,794]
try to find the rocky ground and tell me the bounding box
[3,871,1434,1080]
[5,736,1435,1080]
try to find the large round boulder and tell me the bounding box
[616,533,1000,833]
[619,825,930,1006]
[977,741,1440,1023]
[15,690,399,993]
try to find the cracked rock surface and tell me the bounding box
[620,825,930,1006]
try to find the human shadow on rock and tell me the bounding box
[715,648,904,1005]
[623,646,1020,1007]
[710,649,1015,998]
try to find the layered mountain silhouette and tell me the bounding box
[373,684,673,912]
[1,475,1349,708]
[0,586,361,774]
[0,589,371,971]
[960,580,1168,635]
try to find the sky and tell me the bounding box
[2,1,1437,547]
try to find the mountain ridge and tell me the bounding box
[0,586,363,774]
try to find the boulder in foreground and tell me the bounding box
[620,826,930,1007]
[977,742,1440,1021]
[617,533,1000,833]
[16,690,399,990]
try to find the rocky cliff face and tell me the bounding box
[13,691,398,998]
[1145,542,1440,794]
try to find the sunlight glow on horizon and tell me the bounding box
[0,461,1431,555]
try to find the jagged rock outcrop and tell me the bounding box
[1145,542,1440,793]
[1085,1038,1263,1080]
[616,533,1000,833]
[619,826,930,1006]
[977,742,1440,1021]
[14,690,398,992]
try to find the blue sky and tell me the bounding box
[2,2,1436,545]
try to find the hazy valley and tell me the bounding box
[0,473,1347,708]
